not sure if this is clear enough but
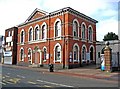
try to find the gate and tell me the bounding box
[112,52,120,71]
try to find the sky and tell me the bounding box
[0,0,119,41]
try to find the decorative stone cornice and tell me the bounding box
[18,7,98,27]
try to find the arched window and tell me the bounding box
[54,43,61,62]
[81,45,87,63]
[35,26,39,40]
[20,48,24,61]
[43,47,47,61]
[73,19,79,38]
[54,18,61,38]
[55,46,61,61]
[73,43,79,62]
[88,26,93,41]
[8,31,11,37]
[29,27,33,41]
[73,46,78,61]
[73,21,78,37]
[28,48,32,64]
[81,23,86,40]
[20,30,25,43]
[42,25,46,39]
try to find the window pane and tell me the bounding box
[55,21,61,37]
[21,49,24,61]
[42,25,46,39]
[82,24,85,39]
[55,46,61,61]
[44,48,46,60]
[35,27,39,40]
[21,31,24,43]
[73,21,78,37]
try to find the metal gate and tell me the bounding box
[112,52,120,71]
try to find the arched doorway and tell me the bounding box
[90,47,94,61]
[33,46,40,64]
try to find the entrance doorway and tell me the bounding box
[90,47,94,61]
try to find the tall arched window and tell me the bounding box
[35,26,39,40]
[73,21,78,37]
[28,48,32,64]
[42,25,46,39]
[55,46,61,61]
[54,43,61,62]
[20,30,25,43]
[73,43,79,62]
[41,22,47,40]
[73,19,79,38]
[54,18,61,38]
[29,27,33,41]
[88,26,93,41]
[81,23,86,40]
[20,48,24,61]
[73,46,78,61]
[43,47,47,61]
[81,45,87,63]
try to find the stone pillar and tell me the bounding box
[104,42,112,72]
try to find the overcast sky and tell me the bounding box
[0,0,119,41]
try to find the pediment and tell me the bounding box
[25,8,48,22]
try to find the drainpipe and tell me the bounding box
[48,14,51,64]
[62,9,66,69]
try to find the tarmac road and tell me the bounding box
[1,65,119,88]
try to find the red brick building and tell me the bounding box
[4,27,18,64]
[17,7,98,69]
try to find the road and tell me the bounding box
[1,65,119,88]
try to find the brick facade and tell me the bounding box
[17,7,98,69]
[4,27,18,64]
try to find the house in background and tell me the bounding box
[96,40,120,67]
[4,27,18,64]
[0,35,4,63]
[17,7,98,69]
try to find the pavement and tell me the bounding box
[1,64,119,82]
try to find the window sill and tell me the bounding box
[73,60,79,62]
[88,41,93,43]
[54,60,61,63]
[20,60,24,62]
[54,37,62,40]
[81,39,87,42]
[43,60,47,62]
[28,39,47,44]
[20,43,25,45]
[73,37,79,40]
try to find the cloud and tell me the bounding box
[0,0,118,41]
[0,0,40,35]
[41,0,107,16]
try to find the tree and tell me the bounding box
[103,32,118,41]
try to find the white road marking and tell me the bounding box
[17,75,25,78]
[0,82,6,85]
[43,85,51,87]
[2,80,14,84]
[28,81,36,84]
[36,80,73,87]
[8,78,20,84]
[2,76,5,79]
